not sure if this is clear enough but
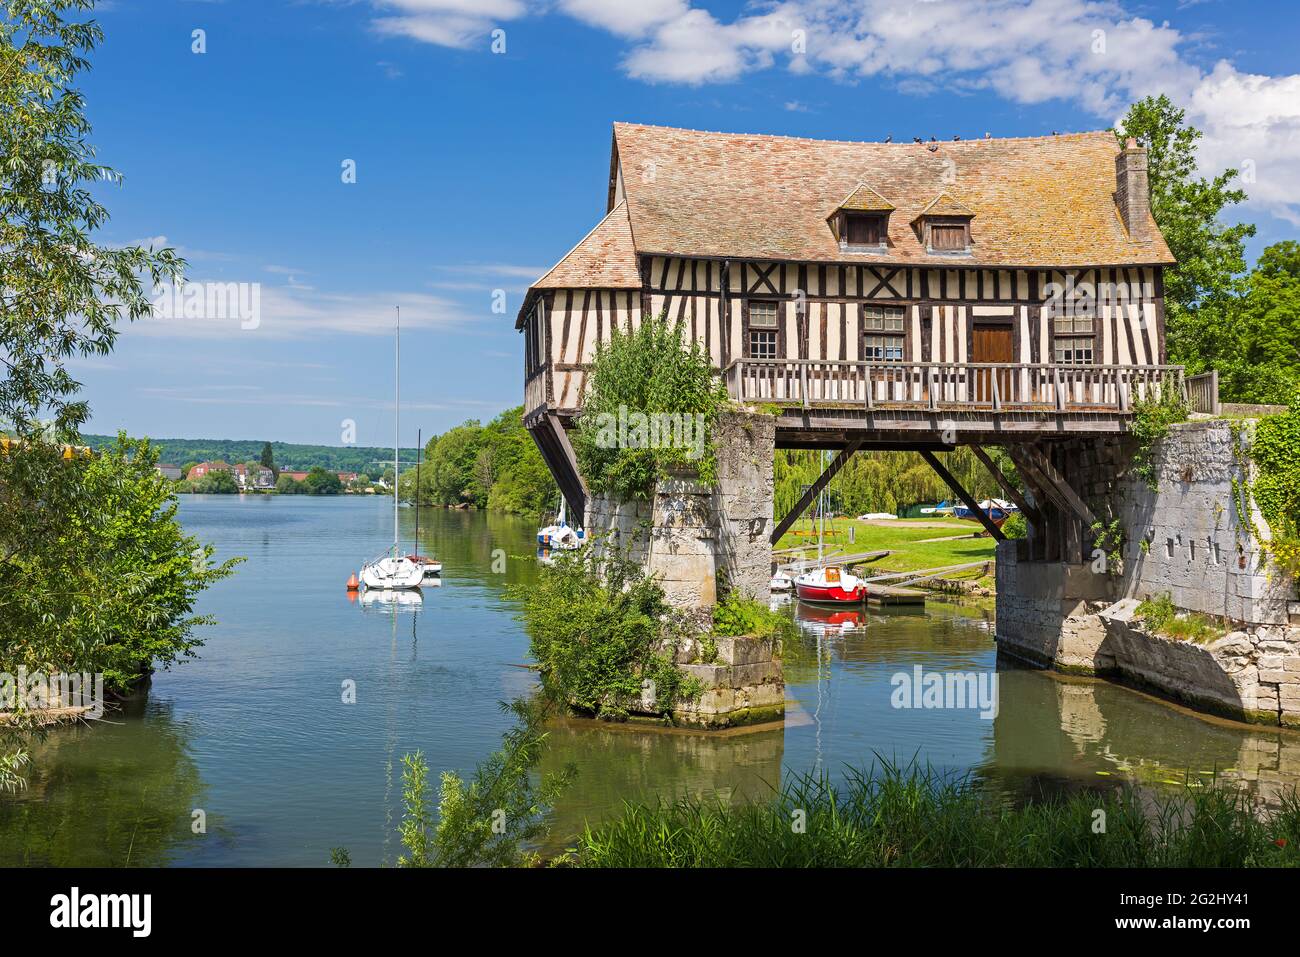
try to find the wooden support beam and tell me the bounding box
[530,412,588,526]
[969,446,1041,527]
[769,439,863,545]
[918,450,1006,542]
[1017,445,1096,528]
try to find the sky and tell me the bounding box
[71,0,1300,447]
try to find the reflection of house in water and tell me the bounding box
[988,662,1300,809]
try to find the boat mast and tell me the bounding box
[394,305,400,558]
[415,428,421,551]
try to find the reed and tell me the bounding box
[571,761,1300,868]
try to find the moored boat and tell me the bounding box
[793,565,867,604]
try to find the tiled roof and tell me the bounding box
[533,200,641,289]
[609,123,1173,268]
[835,183,895,214]
[915,192,976,219]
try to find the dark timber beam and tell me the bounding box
[529,412,588,525]
[969,446,1041,527]
[769,439,863,545]
[919,450,1006,542]
[1016,445,1096,528]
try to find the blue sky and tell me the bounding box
[76,0,1300,446]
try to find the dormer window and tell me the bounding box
[914,193,975,256]
[830,183,894,253]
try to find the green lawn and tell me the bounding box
[775,516,998,585]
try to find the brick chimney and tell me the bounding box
[1115,137,1152,242]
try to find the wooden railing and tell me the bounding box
[722,360,1187,413]
[1186,370,1220,415]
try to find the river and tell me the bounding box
[2,495,1298,866]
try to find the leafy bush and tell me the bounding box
[711,594,796,643]
[574,315,728,500]
[397,699,573,868]
[1001,511,1028,540]
[507,542,699,720]
[1134,593,1224,644]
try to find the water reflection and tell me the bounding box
[5,500,1300,866]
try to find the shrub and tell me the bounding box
[507,542,700,720]
[1130,388,1189,489]
[574,315,728,500]
[1001,511,1028,540]
[1134,593,1224,644]
[711,594,796,643]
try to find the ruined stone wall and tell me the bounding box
[997,419,1300,726]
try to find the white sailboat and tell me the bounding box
[537,496,585,550]
[360,306,424,592]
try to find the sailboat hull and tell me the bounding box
[360,556,424,590]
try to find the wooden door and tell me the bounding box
[971,324,1013,404]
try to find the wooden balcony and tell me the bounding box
[723,360,1193,439]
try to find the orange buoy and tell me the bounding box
[346,572,360,591]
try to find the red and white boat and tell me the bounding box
[793,565,867,604]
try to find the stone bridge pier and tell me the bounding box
[996,420,1300,727]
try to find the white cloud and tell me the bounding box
[557,0,690,37]
[371,0,525,49]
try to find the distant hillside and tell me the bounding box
[83,435,420,474]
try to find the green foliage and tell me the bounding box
[397,699,573,868]
[775,446,1019,519]
[328,847,351,867]
[275,473,303,494]
[1116,96,1254,366]
[302,465,342,495]
[1246,402,1300,579]
[711,594,796,644]
[401,406,557,514]
[573,762,1300,867]
[1134,593,1224,644]
[259,441,277,477]
[1129,388,1189,490]
[1090,518,1125,574]
[189,469,238,494]
[1001,511,1028,540]
[507,541,700,721]
[84,435,418,475]
[0,0,184,440]
[574,315,728,500]
[0,434,240,691]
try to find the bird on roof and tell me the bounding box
[913,136,922,144]
[984,132,991,139]
[884,134,892,142]
[952,135,961,141]
[927,142,939,152]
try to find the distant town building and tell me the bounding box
[188,461,230,480]
[232,463,275,489]
[281,471,310,482]
[337,471,360,484]
[155,463,182,481]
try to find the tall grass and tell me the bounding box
[572,762,1300,867]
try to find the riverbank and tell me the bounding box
[775,516,999,589]
[569,762,1300,867]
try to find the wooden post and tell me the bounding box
[919,450,1006,542]
[769,439,863,544]
[969,446,1040,527]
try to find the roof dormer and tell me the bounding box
[913,193,975,255]
[829,183,894,253]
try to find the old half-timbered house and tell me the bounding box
[518,123,1199,562]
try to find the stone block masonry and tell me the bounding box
[997,419,1300,727]
[582,410,783,729]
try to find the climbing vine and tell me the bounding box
[1226,403,1300,583]
[1129,388,1189,490]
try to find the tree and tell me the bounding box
[259,441,277,479]
[1115,96,1255,367]
[303,466,342,495]
[275,473,302,495]
[1,0,183,441]
[1213,243,1300,404]
[193,469,237,494]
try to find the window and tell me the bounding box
[930,224,967,251]
[747,300,780,359]
[844,213,886,247]
[863,305,906,361]
[1053,337,1095,364]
